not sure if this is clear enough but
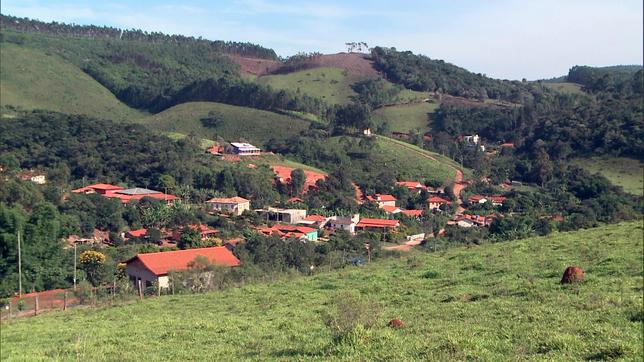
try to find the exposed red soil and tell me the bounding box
[228,53,380,78]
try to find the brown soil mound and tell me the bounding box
[228,53,379,78]
[560,266,584,284]
[387,319,407,329]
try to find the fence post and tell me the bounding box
[34,295,39,316]
[63,291,67,311]
[138,280,143,301]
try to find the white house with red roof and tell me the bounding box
[206,196,250,216]
[396,181,426,194]
[468,195,488,204]
[366,194,397,208]
[124,246,240,289]
[427,196,450,211]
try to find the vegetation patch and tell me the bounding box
[572,157,643,195]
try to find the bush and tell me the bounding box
[323,291,381,344]
[74,281,95,304]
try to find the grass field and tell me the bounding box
[373,136,464,183]
[542,82,585,95]
[258,67,357,105]
[0,43,144,121]
[573,157,643,195]
[1,222,641,361]
[140,102,310,146]
[373,101,439,133]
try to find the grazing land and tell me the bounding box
[139,101,310,146]
[573,157,643,195]
[373,101,439,133]
[258,67,358,105]
[0,42,144,121]
[1,222,641,361]
[542,82,585,95]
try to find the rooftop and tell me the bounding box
[125,247,240,276]
[207,196,250,204]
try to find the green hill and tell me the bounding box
[373,101,438,133]
[139,102,311,146]
[2,222,641,360]
[0,42,144,121]
[258,67,358,105]
[572,157,643,195]
[373,136,463,183]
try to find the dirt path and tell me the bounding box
[383,238,423,251]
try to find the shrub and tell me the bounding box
[74,281,94,304]
[323,291,381,344]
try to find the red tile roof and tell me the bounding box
[396,181,425,189]
[469,195,487,203]
[400,209,424,217]
[356,218,400,228]
[382,205,401,214]
[72,183,123,193]
[125,247,240,276]
[489,195,506,204]
[366,194,397,202]
[206,196,249,204]
[287,197,304,203]
[303,214,327,222]
[428,196,450,204]
[126,228,148,238]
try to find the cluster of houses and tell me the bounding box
[72,183,180,205]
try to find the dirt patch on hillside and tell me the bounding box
[229,53,380,78]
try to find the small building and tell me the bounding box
[228,142,261,156]
[298,214,328,229]
[125,228,148,240]
[489,195,506,206]
[206,196,251,216]
[468,195,488,204]
[355,218,400,232]
[73,183,124,195]
[124,247,240,289]
[396,181,426,193]
[366,194,397,208]
[106,187,180,205]
[261,207,307,224]
[427,196,450,211]
[17,170,47,184]
[258,224,318,242]
[328,214,360,235]
[400,209,424,218]
[382,205,402,215]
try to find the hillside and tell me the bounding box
[0,42,144,121]
[139,102,311,146]
[572,157,643,195]
[373,101,439,133]
[2,222,641,360]
[258,67,358,105]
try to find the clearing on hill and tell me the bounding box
[373,101,439,133]
[0,42,144,121]
[258,67,358,105]
[572,157,643,195]
[139,102,310,146]
[1,222,641,360]
[542,82,585,95]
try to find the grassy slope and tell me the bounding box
[0,42,144,121]
[373,101,439,133]
[258,67,357,105]
[573,157,643,195]
[139,102,310,146]
[2,222,642,360]
[542,82,585,95]
[373,136,464,183]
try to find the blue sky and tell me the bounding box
[1,0,642,80]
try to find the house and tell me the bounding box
[125,228,148,240]
[124,247,240,289]
[328,214,360,235]
[455,214,490,227]
[298,214,328,229]
[228,142,261,156]
[400,209,424,218]
[258,224,318,241]
[396,181,426,193]
[382,205,402,215]
[73,183,124,195]
[172,224,219,241]
[206,196,250,216]
[463,134,485,151]
[427,196,450,211]
[17,170,47,184]
[258,207,308,224]
[468,195,488,204]
[366,194,397,208]
[489,195,506,206]
[105,187,180,205]
[355,218,400,232]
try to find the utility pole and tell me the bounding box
[17,230,22,297]
[73,242,77,290]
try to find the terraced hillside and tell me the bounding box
[139,102,310,146]
[2,222,641,361]
[0,42,144,121]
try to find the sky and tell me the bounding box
[1,0,642,80]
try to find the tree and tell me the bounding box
[177,226,213,250]
[79,250,106,286]
[290,168,306,196]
